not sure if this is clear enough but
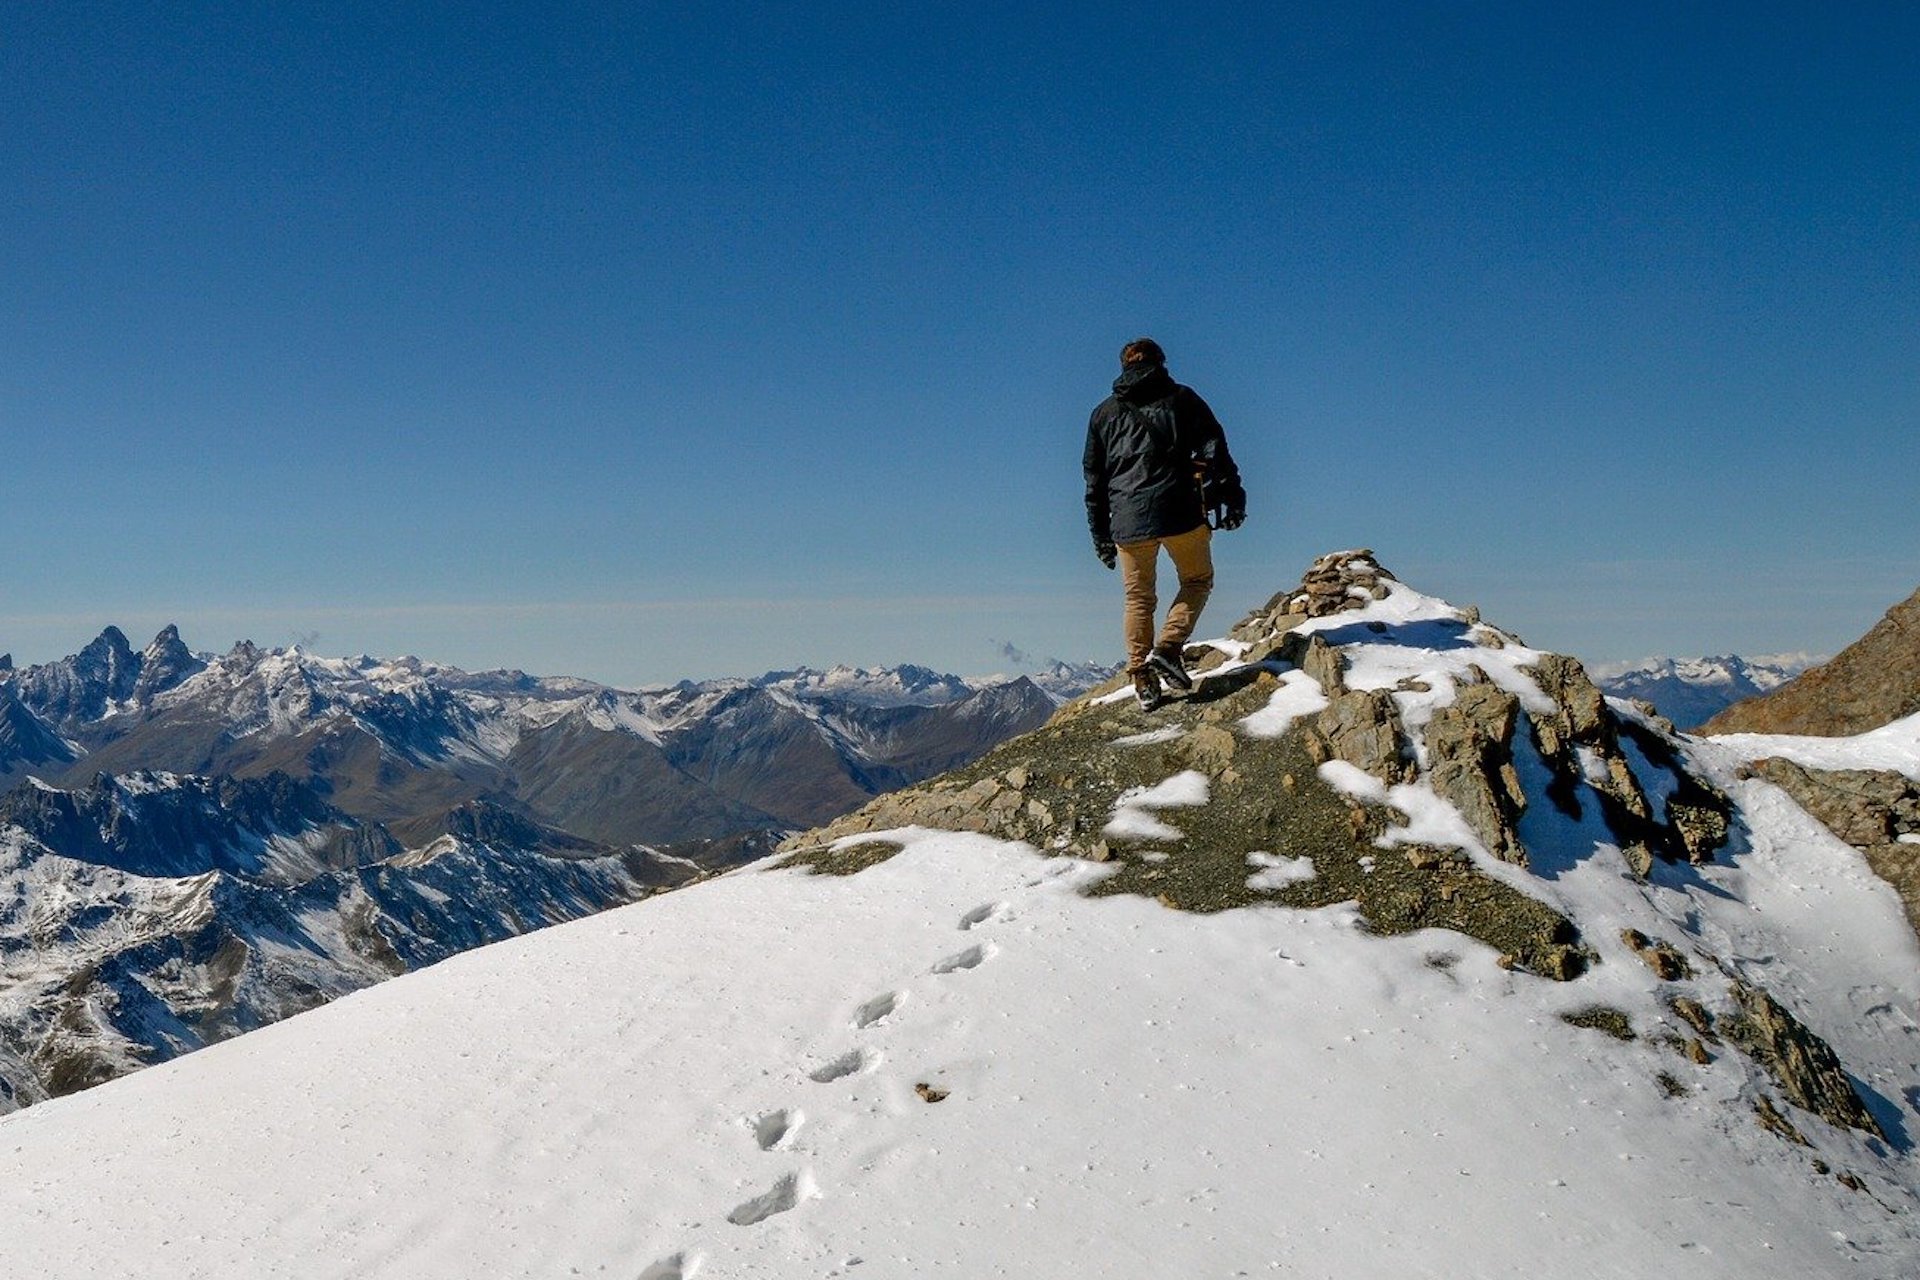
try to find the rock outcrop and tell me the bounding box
[1424,681,1527,864]
[1748,759,1920,848]
[785,550,1728,968]
[1723,982,1889,1141]
[1703,585,1920,737]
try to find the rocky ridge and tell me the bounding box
[1703,585,1920,737]
[782,550,1897,1152]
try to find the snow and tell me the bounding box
[581,693,669,744]
[1703,711,1920,782]
[1246,851,1315,890]
[758,664,976,709]
[1103,770,1211,842]
[1237,668,1329,738]
[1,831,1914,1278]
[1110,725,1183,747]
[1319,758,1389,804]
[123,639,1075,766]
[1387,780,1498,856]
[108,770,180,796]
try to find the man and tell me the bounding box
[1084,337,1246,712]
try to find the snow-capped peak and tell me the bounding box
[1592,653,1827,730]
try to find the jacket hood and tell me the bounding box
[1112,362,1176,404]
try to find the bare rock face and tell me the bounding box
[1703,585,1920,737]
[1425,681,1528,865]
[1278,631,1345,692]
[1722,983,1889,1140]
[1311,689,1415,786]
[1620,928,1693,981]
[1531,655,1653,826]
[1526,653,1683,877]
[1393,654,1733,878]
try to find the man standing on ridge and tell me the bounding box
[1084,337,1247,712]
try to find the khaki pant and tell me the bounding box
[1116,524,1214,675]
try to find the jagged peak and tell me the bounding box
[144,623,186,652]
[81,625,134,657]
[754,662,978,708]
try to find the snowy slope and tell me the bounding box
[1701,710,1920,782]
[2,830,1913,1278]
[3,562,1915,1278]
[0,773,686,1112]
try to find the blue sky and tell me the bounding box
[3,2,1914,685]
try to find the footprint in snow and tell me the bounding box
[637,1252,701,1279]
[959,901,1011,931]
[808,1047,881,1083]
[852,990,903,1029]
[727,1170,815,1226]
[930,942,994,974]
[750,1107,803,1151]
[1023,860,1079,887]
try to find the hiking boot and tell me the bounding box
[1132,670,1165,713]
[1146,645,1194,693]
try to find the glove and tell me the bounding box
[1203,476,1246,531]
[1094,540,1117,570]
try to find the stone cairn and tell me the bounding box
[1231,548,1398,638]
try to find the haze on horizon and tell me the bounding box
[4,3,1914,687]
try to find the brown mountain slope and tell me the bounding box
[1702,586,1920,737]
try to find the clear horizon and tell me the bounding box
[5,3,1915,686]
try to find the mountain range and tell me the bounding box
[1590,652,1822,730]
[0,628,1110,1110]
[4,550,1913,1276]
[0,627,1094,843]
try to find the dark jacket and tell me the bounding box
[1084,363,1243,545]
